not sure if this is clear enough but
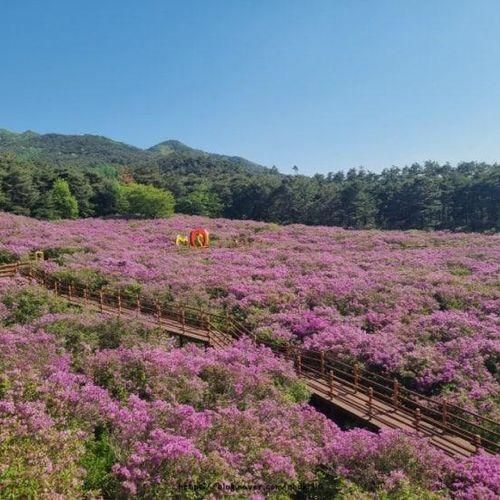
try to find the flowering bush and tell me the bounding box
[0,214,499,497]
[84,342,308,407]
[450,453,500,499]
[0,288,335,497]
[324,428,454,493]
[0,212,498,416]
[0,399,86,498]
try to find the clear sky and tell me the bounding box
[2,0,500,174]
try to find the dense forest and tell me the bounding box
[0,129,498,231]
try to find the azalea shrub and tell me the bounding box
[0,212,498,417]
[0,281,498,498]
[0,285,330,497]
[0,399,86,499]
[0,213,499,497]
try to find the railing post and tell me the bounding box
[54,280,58,296]
[181,307,186,333]
[205,313,211,344]
[442,400,448,426]
[199,310,205,331]
[99,289,104,313]
[328,369,334,399]
[136,294,141,316]
[83,287,89,305]
[295,350,302,375]
[354,363,360,391]
[320,351,325,375]
[156,302,161,325]
[68,284,73,301]
[414,408,421,434]
[393,378,400,408]
[368,387,373,418]
[117,290,122,315]
[474,435,481,454]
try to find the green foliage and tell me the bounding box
[447,263,472,276]
[51,268,109,291]
[0,249,18,264]
[433,291,468,311]
[256,328,289,349]
[177,184,223,217]
[86,177,120,216]
[1,287,74,325]
[0,374,11,399]
[42,246,88,264]
[0,427,85,499]
[45,317,171,363]
[296,470,343,499]
[47,318,124,358]
[0,130,499,231]
[49,178,79,219]
[80,430,118,496]
[0,153,38,215]
[0,130,146,166]
[117,182,175,218]
[275,376,311,404]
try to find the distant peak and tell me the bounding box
[158,139,188,148]
[149,139,194,154]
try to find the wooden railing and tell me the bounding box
[1,261,499,456]
[0,261,33,277]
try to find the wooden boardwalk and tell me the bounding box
[1,262,499,458]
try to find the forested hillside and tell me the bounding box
[0,129,498,231]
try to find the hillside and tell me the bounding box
[0,212,499,497]
[1,211,498,421]
[0,128,269,173]
[149,138,270,173]
[0,128,498,232]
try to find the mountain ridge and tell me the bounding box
[0,128,270,173]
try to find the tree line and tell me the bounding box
[0,151,498,231]
[0,154,174,220]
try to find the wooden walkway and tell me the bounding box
[2,261,499,458]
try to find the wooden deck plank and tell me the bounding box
[305,376,476,457]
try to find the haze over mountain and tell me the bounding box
[0,128,269,174]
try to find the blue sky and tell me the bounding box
[2,0,500,174]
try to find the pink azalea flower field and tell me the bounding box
[1,212,499,416]
[0,212,499,497]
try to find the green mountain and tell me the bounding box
[0,128,497,232]
[0,129,269,173]
[149,139,269,173]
